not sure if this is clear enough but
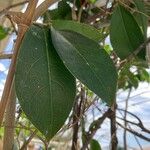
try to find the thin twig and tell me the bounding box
[6,15,18,35]
[0,0,29,16]
[118,91,150,103]
[33,0,60,20]
[123,88,132,150]
[71,0,77,21]
[77,1,86,22]
[119,0,150,18]
[117,109,150,134]
[81,108,113,150]
[17,123,49,149]
[0,53,12,59]
[129,37,150,58]
[117,122,150,142]
[110,102,118,150]
[72,88,84,150]
[119,37,150,69]
[117,116,150,133]
[1,124,35,131]
[117,107,145,150]
[36,135,49,149]
[118,109,144,150]
[20,130,38,150]
[133,134,143,150]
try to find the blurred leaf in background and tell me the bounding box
[0,26,9,40]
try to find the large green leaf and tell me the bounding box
[15,25,76,140]
[51,27,117,106]
[90,139,101,150]
[133,0,148,37]
[110,4,145,60]
[52,20,102,42]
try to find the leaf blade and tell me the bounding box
[52,20,102,42]
[134,0,148,37]
[15,25,76,140]
[51,27,117,106]
[110,4,145,60]
[90,139,102,150]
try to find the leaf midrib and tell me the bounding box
[43,28,53,135]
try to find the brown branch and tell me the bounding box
[133,134,143,150]
[118,91,150,103]
[81,108,113,150]
[110,102,118,150]
[117,122,150,142]
[119,1,150,18]
[6,14,18,35]
[118,106,144,150]
[36,135,49,149]
[0,0,29,16]
[20,130,38,150]
[0,0,38,126]
[0,53,12,59]
[117,108,150,133]
[72,97,80,150]
[3,82,16,150]
[77,1,86,22]
[119,37,150,69]
[1,124,35,131]
[118,116,150,134]
[71,0,77,21]
[116,114,150,134]
[129,37,150,59]
[17,123,49,149]
[72,88,85,150]
[33,0,60,21]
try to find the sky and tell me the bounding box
[84,82,150,149]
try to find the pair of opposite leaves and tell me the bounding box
[15,21,117,139]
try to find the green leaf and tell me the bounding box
[110,4,145,60]
[57,0,71,18]
[90,139,101,150]
[44,0,71,21]
[104,45,113,54]
[0,26,8,40]
[128,71,139,89]
[133,0,148,37]
[51,27,117,106]
[52,20,102,42]
[137,68,150,82]
[15,25,76,140]
[89,0,96,3]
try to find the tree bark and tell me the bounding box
[110,102,118,150]
[3,82,16,150]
